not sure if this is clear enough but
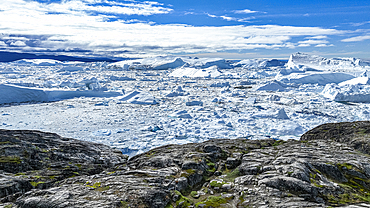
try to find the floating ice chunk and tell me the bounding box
[269,95,281,102]
[256,81,286,91]
[58,66,84,72]
[186,101,203,106]
[0,84,48,104]
[184,57,233,69]
[110,56,186,70]
[278,72,355,85]
[91,129,111,137]
[269,121,304,135]
[152,57,186,70]
[166,91,184,97]
[233,58,286,68]
[210,82,230,88]
[322,83,370,103]
[253,108,289,119]
[166,86,186,97]
[338,77,370,86]
[248,71,276,79]
[175,86,185,92]
[245,97,256,104]
[276,109,289,119]
[286,52,370,71]
[170,110,192,119]
[95,101,109,106]
[109,76,136,81]
[119,91,158,105]
[15,59,63,66]
[169,66,233,78]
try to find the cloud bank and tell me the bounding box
[0,0,356,57]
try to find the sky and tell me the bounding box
[0,0,369,59]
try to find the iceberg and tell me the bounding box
[119,91,158,105]
[286,52,370,71]
[278,72,355,85]
[256,81,286,91]
[169,66,230,78]
[322,83,370,103]
[0,84,121,104]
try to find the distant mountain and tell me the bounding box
[0,51,124,63]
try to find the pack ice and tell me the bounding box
[1,52,370,157]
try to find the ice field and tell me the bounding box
[1,52,370,156]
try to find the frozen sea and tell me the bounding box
[1,52,370,156]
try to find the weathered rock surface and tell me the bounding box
[2,122,370,207]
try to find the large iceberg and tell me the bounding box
[169,66,233,78]
[0,84,121,104]
[278,72,355,85]
[286,52,370,71]
[322,83,370,103]
[110,56,186,70]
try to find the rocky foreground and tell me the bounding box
[3,122,370,207]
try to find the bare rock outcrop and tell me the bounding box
[2,122,370,207]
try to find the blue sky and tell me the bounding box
[0,0,369,59]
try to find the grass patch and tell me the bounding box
[96,186,110,192]
[224,168,240,182]
[272,140,284,146]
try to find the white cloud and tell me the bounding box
[209,14,253,23]
[0,0,347,55]
[234,9,258,14]
[298,44,310,47]
[10,41,26,47]
[341,35,370,42]
[315,44,334,47]
[298,39,329,45]
[306,35,327,39]
[350,21,370,27]
[0,41,6,46]
[220,15,235,21]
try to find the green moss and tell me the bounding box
[337,163,353,170]
[48,175,57,179]
[0,141,12,145]
[181,169,197,177]
[174,190,193,208]
[14,172,26,176]
[326,193,361,205]
[195,196,227,207]
[76,164,82,169]
[4,204,12,208]
[210,181,225,188]
[190,191,198,198]
[86,182,102,189]
[0,156,21,163]
[30,181,45,187]
[206,162,216,173]
[164,202,174,208]
[120,201,130,208]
